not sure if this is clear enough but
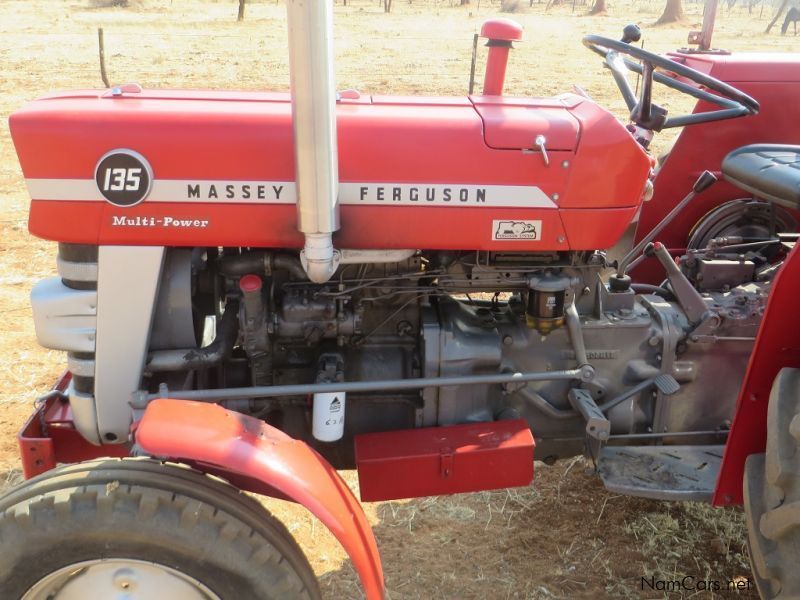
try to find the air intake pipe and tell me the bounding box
[286,0,340,283]
[480,18,523,96]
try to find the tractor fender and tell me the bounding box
[135,399,385,599]
[713,243,800,506]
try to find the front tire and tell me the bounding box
[0,458,321,600]
[744,368,800,599]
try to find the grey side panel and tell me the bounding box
[69,384,101,445]
[30,278,96,353]
[94,246,165,442]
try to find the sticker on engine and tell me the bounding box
[492,220,542,241]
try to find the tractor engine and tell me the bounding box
[74,239,767,467]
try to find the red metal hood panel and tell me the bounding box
[10,90,650,251]
[471,94,581,150]
[670,51,800,83]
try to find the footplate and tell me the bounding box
[598,445,724,502]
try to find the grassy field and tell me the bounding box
[1,0,797,596]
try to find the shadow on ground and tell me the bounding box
[317,459,757,600]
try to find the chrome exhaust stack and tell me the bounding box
[286,0,340,283]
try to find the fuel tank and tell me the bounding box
[10,89,650,251]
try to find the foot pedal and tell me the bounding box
[598,445,724,501]
[654,373,680,395]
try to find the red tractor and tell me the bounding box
[3,1,800,597]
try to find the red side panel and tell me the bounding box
[17,372,128,479]
[713,244,800,506]
[634,52,800,283]
[473,101,580,150]
[354,418,534,502]
[560,206,641,249]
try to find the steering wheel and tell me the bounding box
[583,29,759,131]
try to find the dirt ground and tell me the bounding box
[1,0,796,597]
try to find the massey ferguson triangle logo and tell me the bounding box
[95,149,153,207]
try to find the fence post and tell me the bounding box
[98,28,110,88]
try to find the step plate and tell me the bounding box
[598,445,724,502]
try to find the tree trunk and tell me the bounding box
[589,0,606,14]
[237,0,245,21]
[655,0,684,23]
[461,0,471,4]
[766,0,789,32]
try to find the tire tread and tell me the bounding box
[746,368,800,599]
[0,458,320,600]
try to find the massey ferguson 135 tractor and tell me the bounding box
[3,0,800,597]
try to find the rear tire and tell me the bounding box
[0,458,321,600]
[744,368,800,599]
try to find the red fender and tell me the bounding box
[713,243,800,506]
[135,399,385,599]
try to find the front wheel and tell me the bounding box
[0,458,321,600]
[744,368,800,599]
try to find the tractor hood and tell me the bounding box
[10,88,650,252]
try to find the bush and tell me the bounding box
[501,0,522,12]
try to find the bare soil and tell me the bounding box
[2,0,795,596]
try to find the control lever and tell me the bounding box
[621,24,642,44]
[530,135,550,166]
[598,372,680,413]
[648,242,710,325]
[569,388,610,442]
[612,170,717,290]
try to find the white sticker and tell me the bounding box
[492,219,542,241]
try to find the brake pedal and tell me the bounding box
[654,373,680,395]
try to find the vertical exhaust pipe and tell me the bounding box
[286,0,340,283]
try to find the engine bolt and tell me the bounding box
[112,568,137,591]
[502,335,513,346]
[561,160,569,168]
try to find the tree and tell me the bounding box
[655,0,685,24]
[237,0,246,21]
[766,0,789,33]
[589,0,606,15]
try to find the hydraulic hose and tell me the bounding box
[145,301,240,372]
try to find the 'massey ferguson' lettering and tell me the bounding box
[358,185,487,204]
[186,183,284,202]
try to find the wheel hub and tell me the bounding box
[22,558,221,600]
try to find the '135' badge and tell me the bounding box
[94,149,153,207]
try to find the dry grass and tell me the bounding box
[0,0,794,596]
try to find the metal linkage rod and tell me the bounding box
[140,368,586,405]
